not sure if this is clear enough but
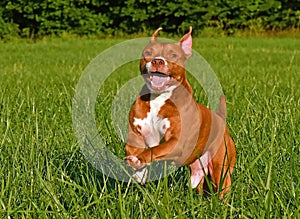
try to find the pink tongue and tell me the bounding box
[152,75,169,87]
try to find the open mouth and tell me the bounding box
[145,72,173,91]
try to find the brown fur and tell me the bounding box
[125,27,236,199]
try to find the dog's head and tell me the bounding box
[140,27,192,93]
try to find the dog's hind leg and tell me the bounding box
[210,134,236,200]
[189,152,212,190]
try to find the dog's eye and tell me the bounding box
[144,51,152,57]
[169,53,178,59]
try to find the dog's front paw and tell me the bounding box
[124,155,145,170]
[132,168,148,185]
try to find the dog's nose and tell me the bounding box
[151,58,165,67]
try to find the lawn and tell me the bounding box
[0,36,299,218]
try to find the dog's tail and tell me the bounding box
[217,96,226,120]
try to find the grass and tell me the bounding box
[0,36,299,218]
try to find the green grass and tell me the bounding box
[0,36,299,218]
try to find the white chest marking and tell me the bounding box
[133,88,175,147]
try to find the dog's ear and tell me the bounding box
[151,27,163,42]
[179,26,192,58]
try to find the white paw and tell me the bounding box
[189,152,211,188]
[124,155,143,169]
[190,174,202,188]
[133,168,148,185]
[125,155,140,163]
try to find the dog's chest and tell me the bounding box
[133,93,172,147]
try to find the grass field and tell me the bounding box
[0,36,299,218]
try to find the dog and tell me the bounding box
[124,27,236,199]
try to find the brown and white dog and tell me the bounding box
[124,27,236,199]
